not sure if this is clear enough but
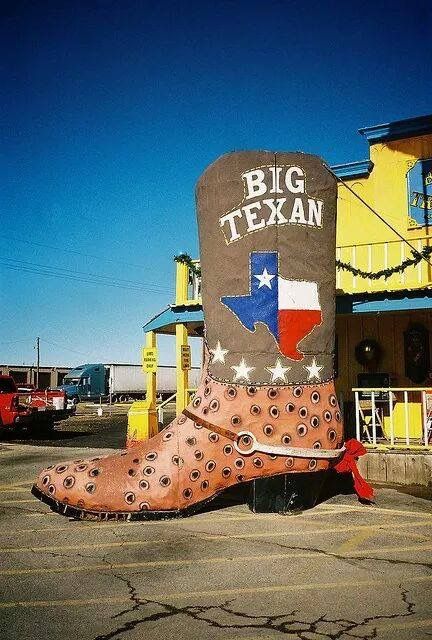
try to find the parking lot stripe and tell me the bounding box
[0,504,356,536]
[311,506,377,515]
[337,529,376,553]
[385,527,430,541]
[0,516,260,536]
[0,516,430,553]
[202,521,432,541]
[1,529,431,556]
[319,503,432,518]
[0,487,30,494]
[0,542,431,577]
[0,499,38,505]
[15,503,432,520]
[0,509,372,535]
[0,481,33,490]
[1,539,168,554]
[0,550,343,576]
[375,617,432,632]
[1,574,431,609]
[348,542,432,555]
[8,511,276,527]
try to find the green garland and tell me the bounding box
[336,245,432,280]
[176,246,432,283]
[174,254,201,278]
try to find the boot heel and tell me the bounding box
[248,471,327,514]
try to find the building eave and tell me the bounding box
[144,290,432,335]
[337,289,432,314]
[331,160,374,180]
[143,306,204,336]
[359,115,432,144]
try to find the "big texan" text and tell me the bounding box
[220,165,323,244]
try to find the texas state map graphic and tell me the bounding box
[221,251,322,361]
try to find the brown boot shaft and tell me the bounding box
[197,151,337,386]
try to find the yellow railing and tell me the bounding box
[175,237,432,305]
[337,237,432,294]
[175,261,201,306]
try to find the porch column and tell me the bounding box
[145,330,157,411]
[175,261,189,306]
[176,323,189,414]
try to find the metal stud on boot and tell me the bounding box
[32,151,349,520]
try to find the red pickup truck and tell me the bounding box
[0,375,75,433]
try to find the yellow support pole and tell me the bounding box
[145,331,157,411]
[175,261,189,306]
[126,331,158,447]
[176,323,189,415]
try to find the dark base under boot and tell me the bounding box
[248,472,327,514]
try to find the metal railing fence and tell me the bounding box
[353,387,432,449]
[157,388,196,425]
[177,237,431,305]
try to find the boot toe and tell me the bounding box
[34,444,180,516]
[35,456,110,511]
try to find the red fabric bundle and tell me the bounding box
[334,439,374,502]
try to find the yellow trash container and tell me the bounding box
[126,400,158,448]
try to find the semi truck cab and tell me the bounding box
[57,364,106,402]
[57,363,148,403]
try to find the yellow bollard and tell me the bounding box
[126,331,158,448]
[126,400,158,448]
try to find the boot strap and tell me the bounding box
[183,409,344,460]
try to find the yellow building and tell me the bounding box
[135,115,432,452]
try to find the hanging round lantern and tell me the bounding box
[355,339,382,367]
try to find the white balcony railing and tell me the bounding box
[189,269,201,303]
[337,238,432,294]
[179,237,431,306]
[353,387,432,449]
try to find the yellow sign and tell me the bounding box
[181,345,191,370]
[142,347,158,373]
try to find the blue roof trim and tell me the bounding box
[337,290,432,314]
[144,291,432,333]
[359,115,432,144]
[143,306,204,333]
[331,160,373,179]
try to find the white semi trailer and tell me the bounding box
[57,363,202,403]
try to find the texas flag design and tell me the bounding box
[221,252,322,361]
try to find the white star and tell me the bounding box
[210,341,229,364]
[265,358,291,383]
[254,268,275,289]
[303,357,324,381]
[231,357,255,382]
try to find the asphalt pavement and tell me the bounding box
[0,437,432,640]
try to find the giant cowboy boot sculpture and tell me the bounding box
[32,151,367,520]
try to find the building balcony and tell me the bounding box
[174,259,202,307]
[336,237,432,295]
[174,237,432,307]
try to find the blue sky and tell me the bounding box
[1,0,431,367]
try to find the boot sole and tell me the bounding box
[31,470,327,521]
[31,483,244,521]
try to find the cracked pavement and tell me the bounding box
[0,443,431,640]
